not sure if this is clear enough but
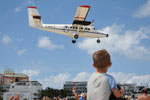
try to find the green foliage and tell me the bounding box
[40,87,72,99]
[0,87,3,100]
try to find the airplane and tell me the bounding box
[28,5,108,43]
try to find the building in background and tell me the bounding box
[0,69,29,90]
[64,81,87,95]
[3,81,42,100]
[64,81,150,98]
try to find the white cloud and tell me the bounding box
[27,0,35,5]
[73,72,90,82]
[133,0,150,18]
[109,72,150,86]
[38,72,150,89]
[14,7,22,13]
[23,69,40,77]
[77,24,150,60]
[38,37,64,50]
[2,35,12,45]
[39,73,71,89]
[17,49,27,55]
[13,0,35,13]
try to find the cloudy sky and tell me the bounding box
[0,0,150,89]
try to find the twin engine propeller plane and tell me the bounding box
[28,5,108,43]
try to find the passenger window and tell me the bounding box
[80,27,83,30]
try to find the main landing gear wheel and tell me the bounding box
[72,39,76,43]
[74,34,79,39]
[97,39,101,43]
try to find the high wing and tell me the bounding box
[73,5,91,26]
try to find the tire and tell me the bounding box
[72,40,76,43]
[97,39,100,43]
[74,34,79,39]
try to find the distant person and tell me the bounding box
[9,93,19,100]
[73,84,86,100]
[73,84,80,100]
[87,49,124,100]
[9,94,52,100]
[130,95,136,100]
[138,88,150,100]
[80,93,85,100]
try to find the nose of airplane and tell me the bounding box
[106,34,109,37]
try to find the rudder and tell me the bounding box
[28,6,43,28]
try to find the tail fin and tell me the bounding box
[28,6,43,28]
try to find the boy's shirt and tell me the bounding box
[87,73,117,100]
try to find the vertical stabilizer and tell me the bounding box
[28,6,43,28]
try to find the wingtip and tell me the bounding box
[28,6,37,9]
[80,5,90,8]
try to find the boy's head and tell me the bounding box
[142,88,148,94]
[93,49,111,69]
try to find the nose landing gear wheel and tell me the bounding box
[74,34,79,39]
[72,40,76,43]
[97,39,100,43]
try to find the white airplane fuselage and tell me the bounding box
[36,24,107,38]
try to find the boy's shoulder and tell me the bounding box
[90,73,114,78]
[105,74,115,79]
[105,73,116,83]
[89,73,115,82]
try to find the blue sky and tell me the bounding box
[0,0,150,89]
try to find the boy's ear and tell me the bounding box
[93,64,96,68]
[108,62,112,68]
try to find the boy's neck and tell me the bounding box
[96,67,108,73]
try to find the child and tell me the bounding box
[87,49,124,100]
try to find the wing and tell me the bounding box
[73,5,91,26]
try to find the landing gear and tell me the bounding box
[72,39,76,43]
[74,34,79,39]
[97,39,101,43]
[72,34,79,43]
